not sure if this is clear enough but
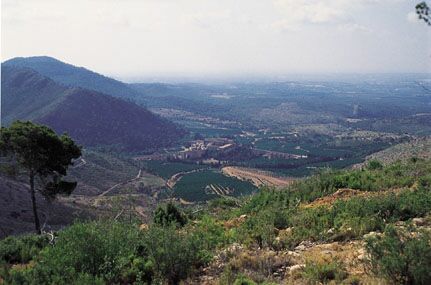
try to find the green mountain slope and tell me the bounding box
[1,66,185,151]
[3,56,140,99]
[1,66,68,124]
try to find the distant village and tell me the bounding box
[135,137,307,165]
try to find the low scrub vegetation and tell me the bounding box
[0,235,49,265]
[0,221,221,285]
[366,225,431,285]
[1,159,431,284]
[302,260,347,284]
[234,186,431,249]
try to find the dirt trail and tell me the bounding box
[166,168,208,189]
[222,166,295,188]
[99,169,143,197]
[72,158,87,169]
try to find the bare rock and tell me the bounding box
[363,231,380,239]
[412,217,425,226]
[295,240,314,251]
[357,248,367,261]
[286,250,300,258]
[289,264,305,273]
[139,223,149,231]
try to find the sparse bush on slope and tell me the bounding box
[1,219,225,285]
[1,222,153,284]
[366,225,431,285]
[302,260,347,284]
[2,159,431,284]
[235,186,431,249]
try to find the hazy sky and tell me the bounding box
[2,0,430,80]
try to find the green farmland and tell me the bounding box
[173,169,257,202]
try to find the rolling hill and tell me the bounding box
[1,65,186,151]
[2,56,230,117]
[2,56,140,99]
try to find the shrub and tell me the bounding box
[192,215,229,253]
[233,275,257,285]
[143,225,207,285]
[208,197,240,210]
[8,221,153,284]
[236,210,279,248]
[1,219,222,285]
[253,187,431,249]
[228,250,292,283]
[367,160,383,170]
[241,160,431,217]
[302,260,347,284]
[0,234,49,264]
[366,225,431,285]
[153,202,187,227]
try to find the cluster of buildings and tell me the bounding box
[134,136,308,164]
[171,138,236,160]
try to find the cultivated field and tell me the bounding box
[222,166,295,188]
[173,169,257,202]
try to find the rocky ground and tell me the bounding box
[186,192,431,284]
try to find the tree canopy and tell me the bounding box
[0,121,81,234]
[416,2,431,25]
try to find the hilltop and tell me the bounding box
[1,66,186,151]
[3,56,140,99]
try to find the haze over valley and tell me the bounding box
[1,1,431,284]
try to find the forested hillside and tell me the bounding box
[1,66,186,152]
[3,56,139,99]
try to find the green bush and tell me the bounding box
[2,159,431,284]
[366,225,431,285]
[143,225,206,285]
[236,210,279,248]
[242,160,431,214]
[4,221,153,285]
[3,268,105,285]
[208,197,240,210]
[0,234,49,264]
[238,186,431,249]
[1,219,224,285]
[153,202,187,227]
[302,260,347,284]
[367,160,383,170]
[191,215,229,252]
[233,275,257,285]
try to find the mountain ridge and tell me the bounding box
[1,65,186,151]
[3,56,140,99]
